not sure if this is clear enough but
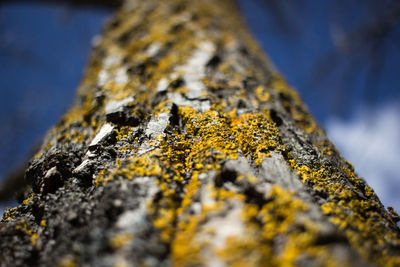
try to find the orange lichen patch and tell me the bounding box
[216,186,338,267]
[18,1,398,266]
[104,83,133,102]
[124,105,284,257]
[227,73,245,88]
[314,139,338,158]
[1,207,18,222]
[268,74,318,134]
[40,220,47,228]
[148,175,180,242]
[154,99,174,115]
[94,169,109,185]
[164,106,281,170]
[201,78,226,92]
[171,186,244,266]
[171,208,208,266]
[97,2,208,101]
[292,159,400,266]
[58,0,224,150]
[30,0,280,196]
[237,173,258,184]
[56,255,78,267]
[171,184,340,267]
[109,233,133,249]
[255,85,271,102]
[59,105,85,127]
[57,129,88,144]
[115,126,136,141]
[173,106,240,166]
[102,152,163,183]
[269,75,300,106]
[33,151,44,160]
[15,220,39,247]
[179,171,201,213]
[231,112,280,165]
[153,207,176,242]
[121,155,163,178]
[22,193,35,205]
[8,0,400,266]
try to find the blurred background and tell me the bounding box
[0,0,399,215]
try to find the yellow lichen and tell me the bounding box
[117,154,163,179]
[94,169,108,185]
[16,0,399,266]
[40,220,47,227]
[1,207,18,222]
[255,85,271,102]
[22,193,35,206]
[216,186,339,267]
[171,184,242,266]
[15,220,39,247]
[237,174,258,184]
[269,74,318,134]
[292,159,400,266]
[110,233,133,249]
[57,255,78,267]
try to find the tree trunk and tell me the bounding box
[1,0,399,266]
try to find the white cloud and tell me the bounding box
[326,103,400,212]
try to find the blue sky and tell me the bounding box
[0,3,110,180]
[0,1,399,213]
[237,0,400,211]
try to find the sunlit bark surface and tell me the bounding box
[1,0,399,266]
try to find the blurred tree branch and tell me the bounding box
[312,0,400,111]
[253,0,305,36]
[0,0,122,8]
[256,0,400,115]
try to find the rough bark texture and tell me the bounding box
[1,0,400,266]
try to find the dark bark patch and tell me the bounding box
[206,55,221,69]
[170,77,184,89]
[244,186,270,208]
[88,130,117,152]
[151,90,168,107]
[169,23,184,33]
[127,62,146,76]
[107,17,121,30]
[27,150,75,194]
[40,167,64,195]
[215,168,237,187]
[243,77,258,93]
[237,99,248,109]
[240,46,249,55]
[279,92,293,104]
[117,26,140,45]
[106,110,142,127]
[313,231,349,245]
[169,103,180,127]
[311,188,328,200]
[269,109,283,127]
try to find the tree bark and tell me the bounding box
[1,0,400,266]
